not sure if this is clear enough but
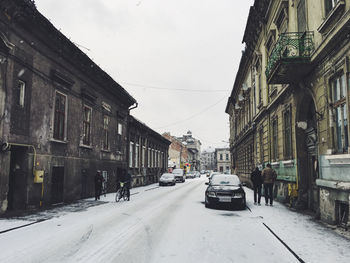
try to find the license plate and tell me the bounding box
[219,196,232,202]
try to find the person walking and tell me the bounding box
[94,170,103,201]
[250,167,263,205]
[262,163,277,206]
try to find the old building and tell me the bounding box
[226,0,350,227]
[176,131,201,171]
[128,116,170,187]
[0,0,137,212]
[200,149,216,171]
[215,148,231,173]
[162,132,189,170]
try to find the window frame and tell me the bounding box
[82,105,92,146]
[18,80,26,108]
[330,73,348,153]
[272,118,279,161]
[102,114,110,150]
[283,106,293,159]
[53,91,67,141]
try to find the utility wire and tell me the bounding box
[121,82,229,93]
[155,96,227,129]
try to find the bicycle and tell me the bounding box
[115,182,129,202]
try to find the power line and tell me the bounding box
[155,96,227,129]
[121,82,229,93]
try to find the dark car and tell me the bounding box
[205,174,246,210]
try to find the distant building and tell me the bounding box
[200,150,215,171]
[215,148,231,173]
[176,131,201,171]
[162,132,188,169]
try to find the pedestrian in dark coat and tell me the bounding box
[94,170,103,200]
[250,167,263,205]
[262,163,277,206]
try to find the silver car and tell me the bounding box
[159,173,176,186]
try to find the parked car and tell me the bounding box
[204,174,246,210]
[159,173,176,186]
[172,168,185,183]
[186,171,195,179]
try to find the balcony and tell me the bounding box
[266,32,315,84]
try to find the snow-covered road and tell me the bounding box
[0,177,349,263]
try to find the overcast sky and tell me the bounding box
[35,0,253,151]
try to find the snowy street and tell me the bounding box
[1,177,350,263]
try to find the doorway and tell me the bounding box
[296,92,319,212]
[7,146,28,210]
[51,166,64,204]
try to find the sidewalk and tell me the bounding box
[0,183,160,233]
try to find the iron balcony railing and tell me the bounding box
[265,31,315,79]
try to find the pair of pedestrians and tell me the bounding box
[250,164,277,206]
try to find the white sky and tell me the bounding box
[35,0,254,150]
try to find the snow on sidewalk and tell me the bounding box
[245,187,350,263]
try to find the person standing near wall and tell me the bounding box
[94,170,103,201]
[250,167,263,205]
[262,163,277,206]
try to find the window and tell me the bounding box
[103,115,110,150]
[272,119,278,160]
[219,166,223,172]
[118,123,123,135]
[82,106,92,145]
[53,91,67,141]
[331,74,348,153]
[148,147,151,167]
[283,108,293,159]
[259,128,264,163]
[325,0,340,16]
[129,142,134,168]
[226,154,229,160]
[142,146,146,167]
[17,80,25,107]
[135,143,139,168]
[220,154,223,160]
[297,0,306,32]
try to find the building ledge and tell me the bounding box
[282,160,294,167]
[316,179,350,191]
[324,154,350,165]
[50,138,67,144]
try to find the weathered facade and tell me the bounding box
[0,0,137,213]
[162,132,189,169]
[226,0,350,227]
[176,131,201,171]
[200,150,215,171]
[215,148,231,173]
[128,116,170,187]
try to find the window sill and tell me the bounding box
[282,160,294,167]
[325,154,350,165]
[50,138,67,144]
[318,0,345,34]
[79,144,93,149]
[101,149,111,153]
